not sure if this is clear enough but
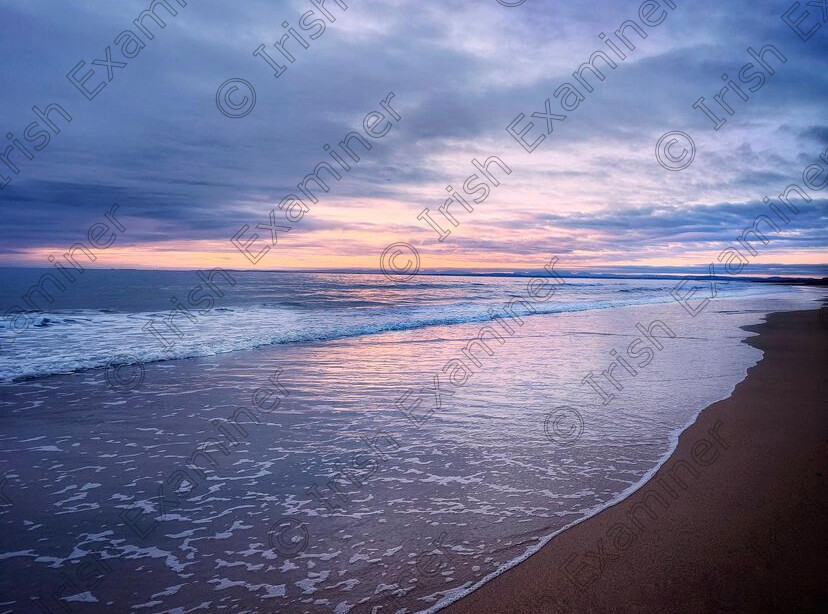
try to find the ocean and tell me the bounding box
[0,269,822,613]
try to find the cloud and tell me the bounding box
[0,0,825,269]
[798,125,828,143]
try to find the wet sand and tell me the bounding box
[440,308,828,614]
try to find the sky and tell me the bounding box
[0,0,826,274]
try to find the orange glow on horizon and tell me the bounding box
[4,238,825,273]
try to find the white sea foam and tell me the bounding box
[0,276,795,383]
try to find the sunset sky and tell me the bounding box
[0,0,825,274]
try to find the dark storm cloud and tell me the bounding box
[799,125,828,142]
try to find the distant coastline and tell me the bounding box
[0,265,826,284]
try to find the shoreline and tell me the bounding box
[438,307,828,614]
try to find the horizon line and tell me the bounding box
[0,265,826,283]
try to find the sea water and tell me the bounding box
[0,269,822,613]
